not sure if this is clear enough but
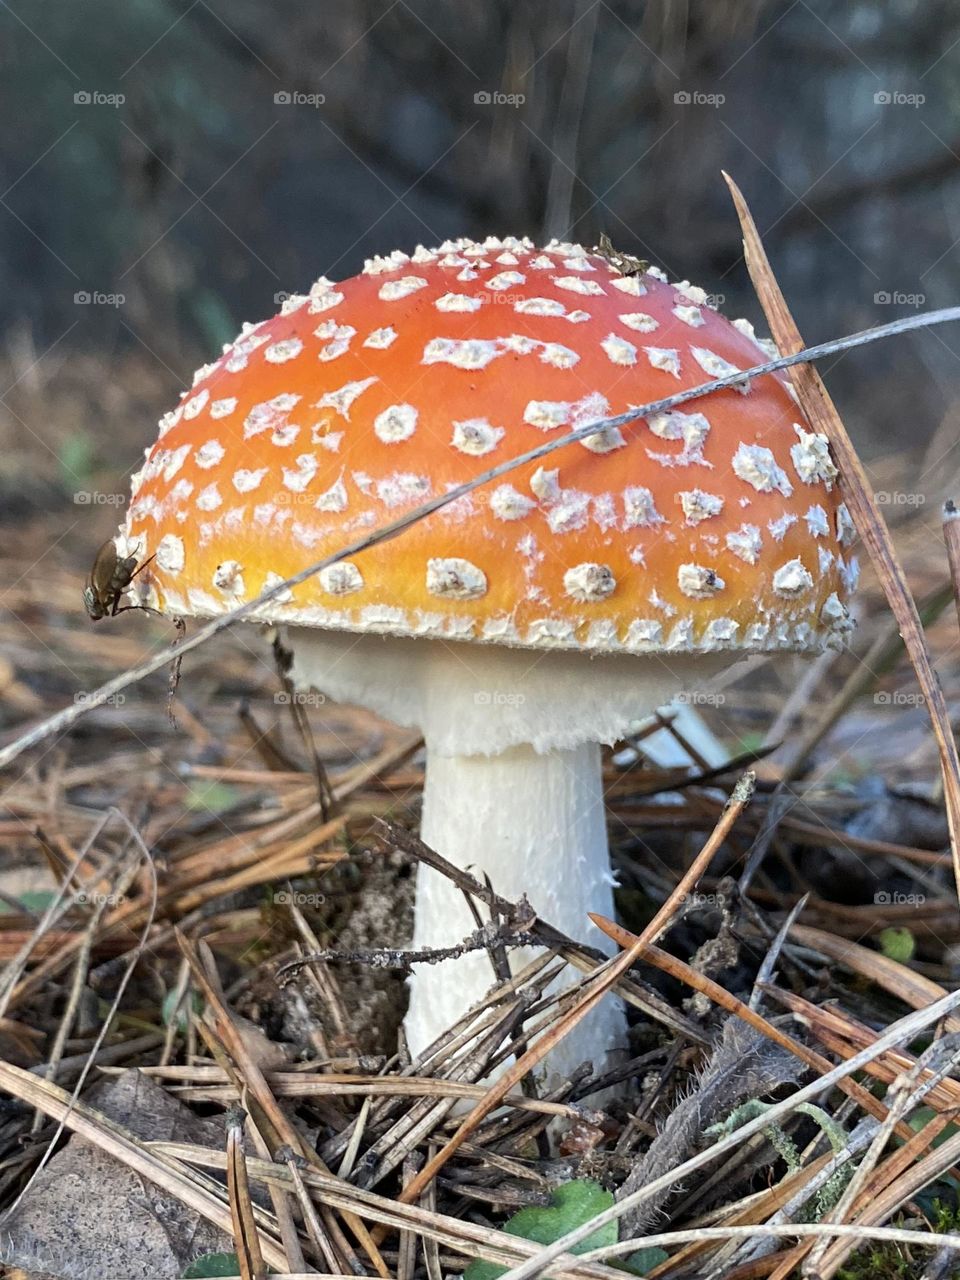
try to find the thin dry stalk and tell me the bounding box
[725,171,960,902]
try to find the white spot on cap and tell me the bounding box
[490,485,536,521]
[679,490,724,524]
[601,333,638,366]
[379,276,428,300]
[703,618,739,647]
[272,424,300,447]
[315,477,348,512]
[732,443,793,496]
[376,473,430,507]
[210,398,237,419]
[244,393,301,438]
[805,504,830,537]
[183,389,209,419]
[524,400,570,430]
[552,275,605,296]
[566,309,591,323]
[644,347,681,377]
[213,561,244,595]
[374,403,418,443]
[282,454,318,492]
[838,555,860,592]
[422,338,502,369]
[691,346,749,392]
[156,534,185,573]
[818,546,835,575]
[196,482,222,512]
[791,425,838,488]
[515,297,566,316]
[363,326,397,349]
[625,619,663,648]
[530,467,560,502]
[581,426,625,453]
[426,557,487,599]
[768,513,798,542]
[452,418,503,455]
[623,486,663,528]
[678,564,725,598]
[265,337,303,364]
[564,562,616,602]
[435,293,483,312]
[540,343,580,369]
[772,558,814,596]
[319,562,363,595]
[318,330,355,361]
[618,312,658,333]
[821,592,851,627]
[610,276,646,296]
[229,467,266,496]
[160,445,191,482]
[673,304,704,328]
[488,271,525,289]
[195,439,225,470]
[316,377,378,419]
[547,490,591,533]
[647,409,711,460]
[725,524,762,564]
[837,503,856,545]
[262,571,293,604]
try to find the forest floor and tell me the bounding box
[4,368,960,1279]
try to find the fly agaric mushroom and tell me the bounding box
[119,235,855,1082]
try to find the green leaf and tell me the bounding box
[182,1253,240,1278]
[162,987,203,1030]
[616,1247,670,1275]
[463,1180,617,1280]
[878,927,915,963]
[185,781,238,814]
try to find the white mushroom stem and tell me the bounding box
[286,627,740,1084]
[410,740,621,1082]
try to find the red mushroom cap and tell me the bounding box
[122,236,855,654]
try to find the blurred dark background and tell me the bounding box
[1,0,959,522]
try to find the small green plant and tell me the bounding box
[182,1253,240,1278]
[463,1180,618,1280]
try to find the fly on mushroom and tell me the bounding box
[82,539,155,621]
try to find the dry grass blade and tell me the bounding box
[944,500,960,636]
[494,961,960,1280]
[386,773,755,1218]
[724,170,960,902]
[226,1106,267,1280]
[176,930,388,1277]
[0,1059,290,1271]
[786,923,960,1031]
[593,916,913,1139]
